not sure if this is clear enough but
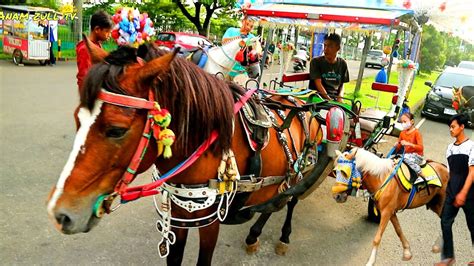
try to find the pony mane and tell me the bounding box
[353,148,393,176]
[81,43,245,155]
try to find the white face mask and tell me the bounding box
[402,122,412,130]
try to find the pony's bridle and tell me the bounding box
[92,87,257,217]
[333,157,363,195]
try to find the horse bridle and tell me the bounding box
[92,87,257,217]
[334,157,363,194]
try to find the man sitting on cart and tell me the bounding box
[309,33,349,103]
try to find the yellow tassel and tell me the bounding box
[374,206,378,216]
[157,142,164,157]
[163,145,172,159]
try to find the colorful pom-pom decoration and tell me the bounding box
[111,7,155,47]
[159,129,175,159]
[153,109,172,128]
[375,68,388,83]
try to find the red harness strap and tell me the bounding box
[98,88,257,202]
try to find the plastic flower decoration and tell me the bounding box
[111,7,156,47]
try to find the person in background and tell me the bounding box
[221,17,255,44]
[76,10,113,92]
[309,33,349,102]
[436,114,474,266]
[48,20,57,66]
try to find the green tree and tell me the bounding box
[419,24,446,73]
[173,0,238,37]
[135,1,194,33]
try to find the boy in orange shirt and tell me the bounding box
[396,112,425,182]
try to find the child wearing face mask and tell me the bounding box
[396,112,426,182]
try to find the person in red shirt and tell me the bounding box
[396,112,426,182]
[76,10,113,92]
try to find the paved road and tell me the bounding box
[0,59,472,265]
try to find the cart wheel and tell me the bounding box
[367,198,381,223]
[39,60,48,66]
[13,49,23,65]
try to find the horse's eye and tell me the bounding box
[105,127,128,139]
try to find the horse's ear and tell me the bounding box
[347,148,358,159]
[137,48,179,82]
[82,34,108,64]
[335,150,343,158]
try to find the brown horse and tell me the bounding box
[46,38,345,265]
[331,147,449,266]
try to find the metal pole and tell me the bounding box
[258,27,274,86]
[386,29,400,83]
[354,31,373,96]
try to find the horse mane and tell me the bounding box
[353,148,393,177]
[81,43,245,155]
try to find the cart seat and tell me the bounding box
[359,108,387,133]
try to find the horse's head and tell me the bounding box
[47,35,238,234]
[46,36,179,234]
[331,148,361,203]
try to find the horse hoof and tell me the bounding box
[275,241,288,256]
[402,249,412,261]
[246,239,259,255]
[432,244,441,253]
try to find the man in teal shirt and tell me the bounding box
[222,17,255,44]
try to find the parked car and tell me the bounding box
[458,60,474,70]
[155,32,212,50]
[365,50,385,68]
[421,66,474,121]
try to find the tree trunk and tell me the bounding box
[74,0,82,42]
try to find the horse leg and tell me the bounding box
[245,212,272,254]
[275,196,298,256]
[390,214,412,261]
[366,210,392,266]
[167,228,189,266]
[197,221,220,266]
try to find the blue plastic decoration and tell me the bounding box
[392,50,398,58]
[375,68,387,83]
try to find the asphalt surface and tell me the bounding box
[0,59,472,265]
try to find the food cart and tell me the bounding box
[0,5,59,65]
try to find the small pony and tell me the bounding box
[331,147,449,266]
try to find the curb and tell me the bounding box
[410,98,425,115]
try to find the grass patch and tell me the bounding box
[344,70,440,111]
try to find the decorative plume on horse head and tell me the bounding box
[46,34,354,265]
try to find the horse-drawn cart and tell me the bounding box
[244,0,422,221]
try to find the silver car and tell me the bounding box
[365,50,385,68]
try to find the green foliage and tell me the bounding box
[172,0,238,36]
[419,24,447,73]
[1,0,59,9]
[83,0,116,18]
[345,71,439,111]
[135,1,194,33]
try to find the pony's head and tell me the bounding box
[331,149,359,203]
[46,36,238,234]
[331,148,393,203]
